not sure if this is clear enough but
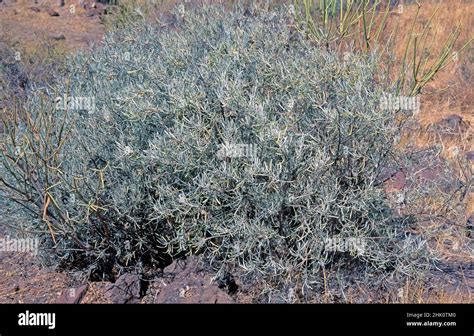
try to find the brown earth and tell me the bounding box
[0,0,105,51]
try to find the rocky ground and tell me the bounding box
[0,232,237,303]
[0,0,105,50]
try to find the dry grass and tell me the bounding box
[396,275,472,303]
[388,0,473,143]
[388,5,472,302]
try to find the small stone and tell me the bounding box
[390,171,407,190]
[56,284,88,304]
[419,167,440,181]
[466,214,473,238]
[157,257,234,303]
[47,9,60,17]
[52,34,66,41]
[431,114,470,137]
[105,273,141,304]
[466,151,474,162]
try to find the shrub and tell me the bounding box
[1,4,433,301]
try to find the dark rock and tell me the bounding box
[467,214,474,239]
[466,151,474,162]
[47,8,60,17]
[56,284,88,304]
[382,147,459,192]
[410,148,446,182]
[105,273,141,304]
[30,6,41,12]
[385,171,407,190]
[429,260,474,293]
[430,114,471,138]
[377,166,400,184]
[441,114,467,130]
[417,166,441,181]
[51,34,66,41]
[156,256,234,303]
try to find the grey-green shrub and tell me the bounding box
[0,4,431,301]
